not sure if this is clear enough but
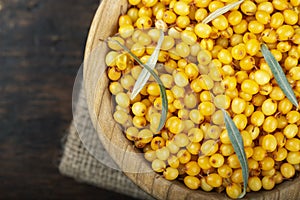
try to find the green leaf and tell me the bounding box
[131,30,164,100]
[112,38,168,132]
[261,43,298,107]
[222,110,248,199]
[202,0,244,24]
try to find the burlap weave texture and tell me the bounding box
[58,77,154,200]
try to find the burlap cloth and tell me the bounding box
[58,72,155,200]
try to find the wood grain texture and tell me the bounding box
[0,0,136,199]
[83,1,300,200]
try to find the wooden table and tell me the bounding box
[0,0,135,199]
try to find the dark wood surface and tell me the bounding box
[0,0,136,199]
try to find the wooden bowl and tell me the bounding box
[83,1,300,199]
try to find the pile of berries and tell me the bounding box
[105,0,300,198]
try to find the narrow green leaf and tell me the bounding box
[261,43,298,107]
[131,29,164,100]
[222,110,248,199]
[112,39,168,132]
[202,0,244,24]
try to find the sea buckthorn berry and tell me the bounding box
[199,102,216,116]
[241,79,259,95]
[286,111,300,124]
[278,98,293,114]
[200,177,213,192]
[280,163,295,179]
[197,50,213,65]
[138,129,153,144]
[115,92,130,108]
[283,9,298,25]
[166,116,185,134]
[200,90,213,102]
[195,23,212,38]
[136,16,153,29]
[176,15,191,28]
[291,0,300,6]
[187,142,201,155]
[195,8,208,22]
[144,150,157,162]
[233,19,248,34]
[173,1,190,16]
[217,49,232,64]
[173,133,189,148]
[269,86,285,101]
[222,76,237,90]
[198,156,212,170]
[184,93,197,109]
[209,153,224,168]
[220,144,235,156]
[185,161,201,176]
[177,149,192,164]
[206,173,223,187]
[212,15,228,31]
[274,132,286,148]
[262,98,277,116]
[211,110,225,125]
[260,157,275,171]
[231,97,246,114]
[207,125,221,139]
[228,11,243,26]
[241,0,257,15]
[257,2,274,13]
[184,176,200,190]
[270,12,284,29]
[231,168,244,184]
[262,176,275,190]
[245,39,260,56]
[287,151,300,165]
[254,70,271,86]
[263,116,278,133]
[109,82,123,95]
[226,183,242,199]
[231,44,247,60]
[248,20,264,34]
[218,164,233,178]
[189,109,205,124]
[262,134,277,152]
[156,146,170,161]
[138,6,153,18]
[163,10,177,24]
[228,154,241,169]
[285,138,300,152]
[283,124,298,138]
[201,140,218,156]
[255,10,270,24]
[261,29,277,44]
[250,111,265,127]
[273,0,288,10]
[163,167,179,181]
[277,41,292,53]
[233,114,248,130]
[152,159,166,172]
[214,94,231,109]
[252,146,267,161]
[276,25,295,41]
[113,110,129,125]
[132,102,147,116]
[208,0,224,12]
[176,42,191,58]
[248,176,262,192]
[174,71,189,88]
[151,136,165,150]
[166,141,180,154]
[289,67,300,80]
[129,0,141,5]
[240,56,255,71]
[273,147,288,162]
